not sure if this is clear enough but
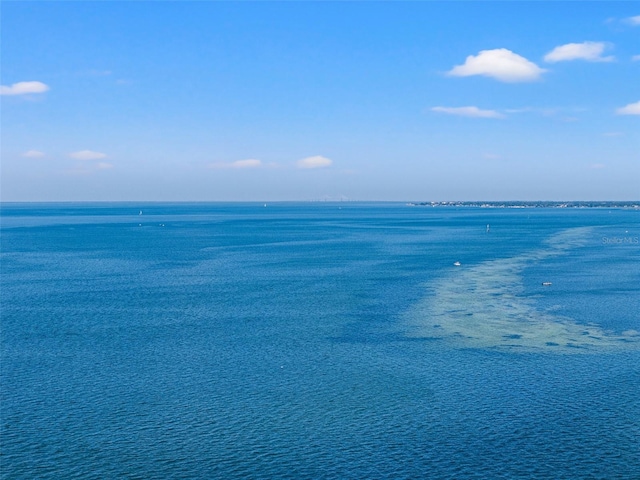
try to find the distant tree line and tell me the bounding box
[411,201,640,208]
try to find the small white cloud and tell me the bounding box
[69,150,107,160]
[632,55,640,62]
[96,162,114,170]
[0,81,50,96]
[505,107,558,116]
[230,159,261,168]
[210,159,262,169]
[544,42,614,63]
[22,150,45,158]
[297,155,333,169]
[615,101,640,115]
[504,106,588,118]
[624,15,640,26]
[447,48,546,82]
[431,106,504,118]
[504,107,534,114]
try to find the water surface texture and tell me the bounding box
[2,203,639,479]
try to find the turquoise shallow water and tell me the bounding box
[2,203,639,479]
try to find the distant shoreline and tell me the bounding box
[1,200,639,208]
[409,201,640,209]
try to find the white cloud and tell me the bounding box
[447,48,546,82]
[624,15,640,26]
[544,42,614,63]
[230,159,261,168]
[22,150,45,158]
[505,106,590,119]
[69,150,107,160]
[512,107,558,116]
[431,106,504,118]
[632,55,640,62]
[297,155,333,169]
[504,107,538,114]
[615,101,640,115]
[0,81,50,96]
[210,159,262,169]
[96,162,114,170]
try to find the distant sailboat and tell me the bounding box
[139,210,143,215]
[486,224,490,233]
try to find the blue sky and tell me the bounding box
[2,1,639,201]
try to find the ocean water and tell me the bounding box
[1,203,639,479]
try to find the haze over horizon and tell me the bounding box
[2,2,639,202]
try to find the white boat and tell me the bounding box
[542,282,552,286]
[454,261,461,266]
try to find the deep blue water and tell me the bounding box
[2,203,639,479]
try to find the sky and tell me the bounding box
[1,1,639,202]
